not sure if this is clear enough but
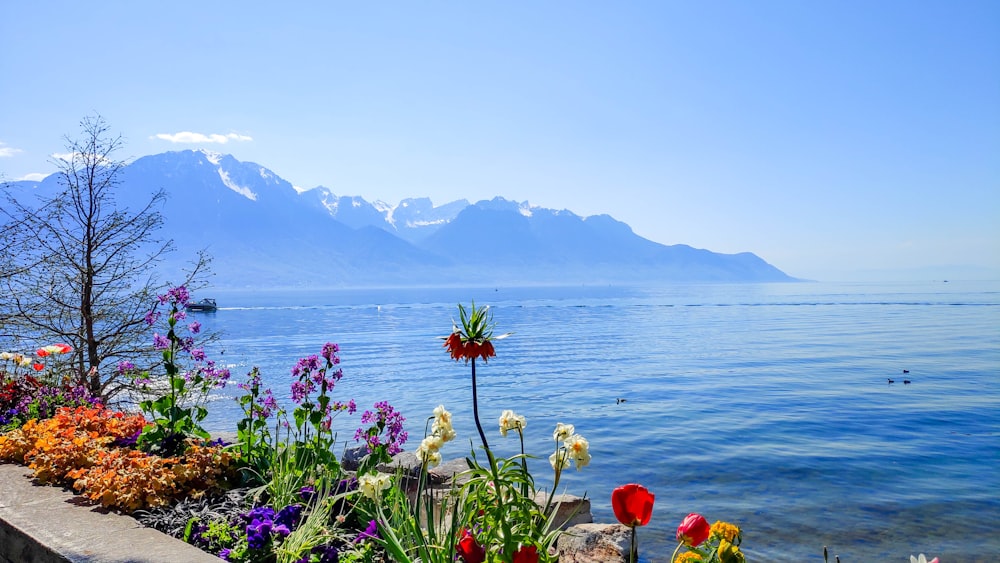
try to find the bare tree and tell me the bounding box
[0,115,210,399]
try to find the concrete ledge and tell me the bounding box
[0,463,219,563]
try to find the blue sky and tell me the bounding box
[2,1,997,281]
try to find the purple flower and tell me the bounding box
[152,334,170,350]
[321,342,340,364]
[291,355,321,378]
[290,381,311,403]
[116,360,135,374]
[144,310,160,326]
[275,504,303,530]
[160,285,190,307]
[334,477,357,494]
[311,544,340,563]
[260,392,278,418]
[173,309,187,322]
[190,348,206,362]
[357,401,408,455]
[354,519,380,543]
[218,548,231,560]
[188,321,201,334]
[298,486,315,501]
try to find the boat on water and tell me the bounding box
[186,298,217,312]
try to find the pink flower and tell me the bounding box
[676,513,711,547]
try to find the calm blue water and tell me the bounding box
[192,281,1000,562]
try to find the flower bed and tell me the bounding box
[0,289,765,563]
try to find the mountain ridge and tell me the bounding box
[4,149,798,287]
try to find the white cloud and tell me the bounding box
[152,132,253,144]
[0,142,23,157]
[17,172,50,182]
[50,151,114,165]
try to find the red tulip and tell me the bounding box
[32,363,45,372]
[611,483,655,527]
[36,349,49,357]
[54,343,72,354]
[676,513,711,547]
[512,545,539,563]
[456,529,485,563]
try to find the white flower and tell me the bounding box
[432,405,456,442]
[423,450,442,468]
[0,352,13,361]
[564,434,591,470]
[433,404,452,426]
[498,409,526,437]
[416,435,445,467]
[549,450,570,471]
[553,422,574,442]
[910,555,938,563]
[422,435,444,453]
[358,473,391,499]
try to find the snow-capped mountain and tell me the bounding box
[4,150,796,287]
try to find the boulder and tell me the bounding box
[556,523,630,563]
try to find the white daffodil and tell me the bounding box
[549,450,570,471]
[564,434,591,470]
[358,473,391,500]
[553,422,575,442]
[499,409,527,437]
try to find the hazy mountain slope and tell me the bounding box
[3,150,796,287]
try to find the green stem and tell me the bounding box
[630,525,638,563]
[542,449,563,516]
[670,541,683,563]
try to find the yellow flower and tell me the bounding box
[717,538,746,563]
[710,520,742,544]
[675,552,702,563]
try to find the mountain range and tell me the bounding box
[5,149,797,287]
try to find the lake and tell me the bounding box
[191,281,1000,562]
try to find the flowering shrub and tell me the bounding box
[0,344,98,429]
[287,342,356,476]
[354,400,408,474]
[669,516,746,563]
[69,441,235,512]
[234,366,279,485]
[131,285,230,455]
[0,406,147,480]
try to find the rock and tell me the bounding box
[427,456,470,485]
[341,445,369,471]
[533,492,593,530]
[556,523,630,563]
[378,451,422,477]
